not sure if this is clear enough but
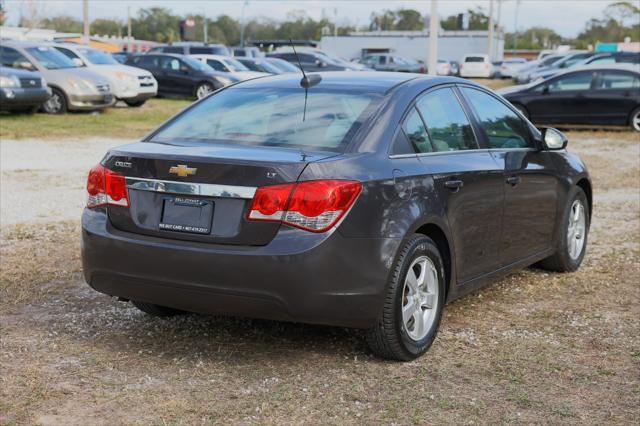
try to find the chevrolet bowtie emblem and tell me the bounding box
[169,164,197,177]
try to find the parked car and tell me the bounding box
[498,64,640,131]
[436,59,453,75]
[459,54,492,78]
[268,50,358,72]
[0,41,114,114]
[513,54,566,84]
[190,54,267,81]
[498,58,527,79]
[491,61,503,78]
[52,43,157,107]
[527,52,597,82]
[576,51,640,66]
[231,46,263,58]
[359,54,425,73]
[0,65,50,113]
[126,53,234,99]
[82,72,591,361]
[236,57,296,74]
[147,42,230,57]
[449,60,460,76]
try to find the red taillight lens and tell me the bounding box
[86,164,129,208]
[247,180,361,232]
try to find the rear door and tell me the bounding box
[412,87,505,282]
[526,71,597,124]
[460,86,559,266]
[587,70,640,125]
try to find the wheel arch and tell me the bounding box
[414,222,453,300]
[576,177,592,218]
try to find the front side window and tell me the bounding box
[25,46,77,70]
[548,72,594,92]
[160,57,182,71]
[596,71,640,90]
[55,47,82,61]
[206,59,227,71]
[416,88,477,152]
[402,108,432,153]
[461,87,532,149]
[152,88,381,152]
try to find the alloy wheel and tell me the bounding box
[402,256,439,341]
[196,84,213,99]
[567,199,586,260]
[43,93,63,113]
[633,110,640,132]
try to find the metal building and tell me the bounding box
[320,30,504,63]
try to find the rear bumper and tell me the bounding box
[81,208,400,328]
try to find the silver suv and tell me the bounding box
[1,41,114,114]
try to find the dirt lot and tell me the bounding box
[1,131,639,425]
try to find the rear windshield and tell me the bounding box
[465,56,486,63]
[152,87,381,151]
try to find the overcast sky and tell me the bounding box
[2,0,621,38]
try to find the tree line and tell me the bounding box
[18,2,639,50]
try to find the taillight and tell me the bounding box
[86,164,129,208]
[247,180,361,232]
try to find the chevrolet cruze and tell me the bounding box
[81,72,591,360]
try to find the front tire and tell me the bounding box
[131,300,182,317]
[630,106,640,132]
[538,187,589,272]
[42,88,67,114]
[366,235,445,361]
[124,99,146,107]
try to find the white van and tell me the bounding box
[460,54,492,78]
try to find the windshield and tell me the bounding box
[78,47,118,65]
[26,46,77,70]
[152,87,381,151]
[254,60,283,73]
[541,55,563,66]
[223,58,249,72]
[266,58,300,73]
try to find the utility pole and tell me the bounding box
[203,11,208,43]
[488,0,494,60]
[496,0,503,58]
[512,0,521,54]
[127,6,132,52]
[240,0,249,47]
[82,0,89,45]
[428,0,438,75]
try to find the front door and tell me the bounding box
[460,86,559,266]
[159,56,193,96]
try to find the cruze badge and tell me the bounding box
[169,164,197,177]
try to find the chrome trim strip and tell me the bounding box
[125,177,256,199]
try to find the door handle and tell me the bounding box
[444,179,464,191]
[506,176,521,186]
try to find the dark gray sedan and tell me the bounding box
[82,72,591,360]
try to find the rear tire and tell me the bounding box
[131,300,182,317]
[195,82,214,100]
[538,187,589,272]
[42,88,67,114]
[366,235,445,361]
[124,99,146,107]
[630,106,640,132]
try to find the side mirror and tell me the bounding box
[316,60,326,68]
[72,58,84,67]
[16,61,34,71]
[541,127,567,150]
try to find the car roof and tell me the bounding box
[230,71,463,94]
[2,40,49,49]
[190,54,230,60]
[159,42,226,47]
[568,63,640,73]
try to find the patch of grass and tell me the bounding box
[0,98,191,140]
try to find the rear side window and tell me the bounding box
[416,88,477,152]
[548,72,594,92]
[163,46,183,54]
[206,59,226,71]
[461,87,532,149]
[402,108,432,153]
[137,55,160,67]
[596,71,640,90]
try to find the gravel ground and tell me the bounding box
[0,132,639,425]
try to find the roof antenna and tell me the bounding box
[289,39,321,122]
